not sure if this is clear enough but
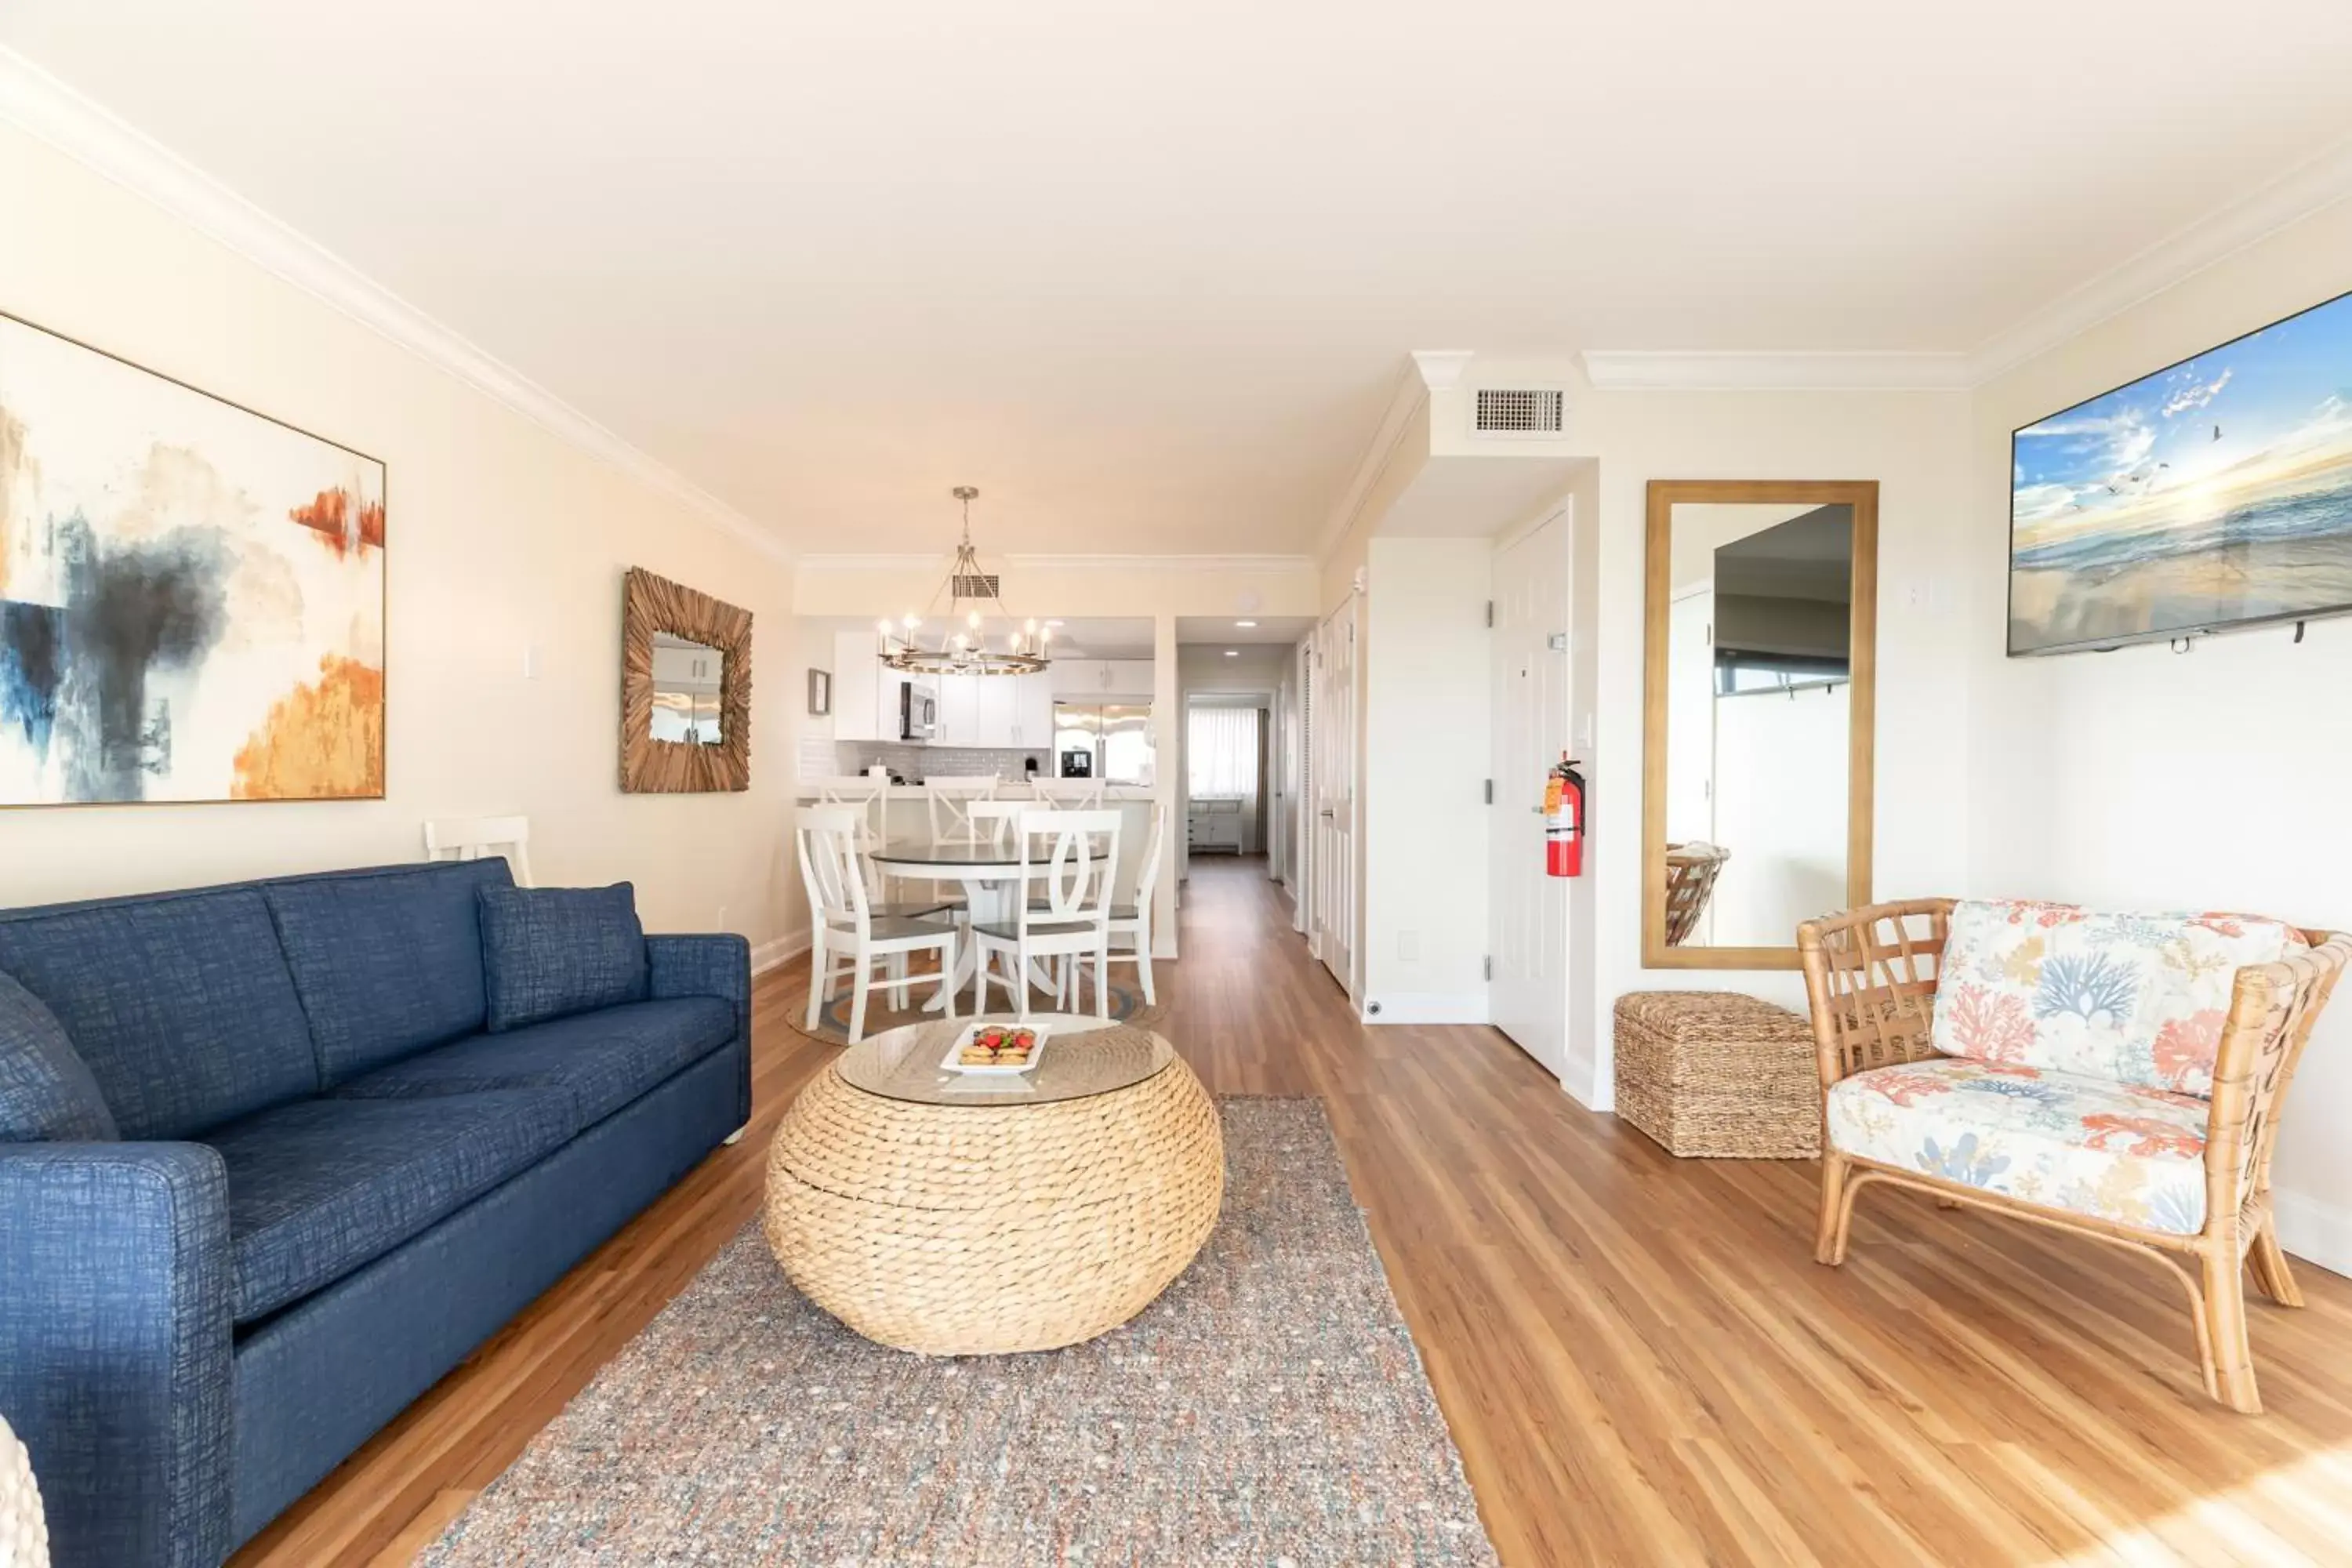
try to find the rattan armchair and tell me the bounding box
[1797,898,2350,1414]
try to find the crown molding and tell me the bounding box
[1585,135,2352,394]
[0,45,791,566]
[1965,133,2352,383]
[797,551,1317,574]
[1314,358,1433,558]
[1580,349,1972,391]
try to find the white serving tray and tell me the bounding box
[939,1021,1053,1076]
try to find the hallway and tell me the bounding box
[241,856,2352,1568]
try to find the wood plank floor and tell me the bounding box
[234,857,2352,1567]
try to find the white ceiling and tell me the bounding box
[1175,616,1315,647]
[8,2,2352,556]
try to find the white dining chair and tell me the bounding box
[974,811,1123,1022]
[1102,803,1167,1005]
[805,775,950,919]
[797,806,957,1044]
[964,799,1027,848]
[1030,778,1106,811]
[423,816,533,886]
[926,774,1000,841]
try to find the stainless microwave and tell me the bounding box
[898,681,938,741]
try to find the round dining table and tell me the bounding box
[866,835,1055,1008]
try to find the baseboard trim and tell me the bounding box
[2274,1189,2352,1281]
[1360,993,1489,1026]
[752,928,811,976]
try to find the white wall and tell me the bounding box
[1970,195,2352,1272]
[0,124,809,958]
[1359,535,1492,1022]
[1572,376,1976,1100]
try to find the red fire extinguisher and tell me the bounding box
[1544,755,1586,877]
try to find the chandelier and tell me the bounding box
[875,486,1052,675]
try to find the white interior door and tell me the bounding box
[1488,511,1570,1077]
[1293,638,1312,934]
[1312,598,1357,996]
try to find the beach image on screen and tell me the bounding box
[2010,290,2352,654]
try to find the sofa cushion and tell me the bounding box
[263,859,514,1087]
[0,968,118,1141]
[477,884,648,1032]
[0,886,318,1139]
[329,998,735,1133]
[1931,899,2304,1097]
[209,1089,576,1323]
[1827,1056,2209,1235]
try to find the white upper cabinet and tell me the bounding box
[1048,659,1153,700]
[1014,672,1054,747]
[829,632,891,742]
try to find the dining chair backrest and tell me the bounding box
[808,775,889,842]
[927,774,1000,840]
[965,799,1027,849]
[797,806,874,930]
[1020,810,1122,931]
[1132,803,1167,906]
[424,815,533,887]
[1031,779,1105,811]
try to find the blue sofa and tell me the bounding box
[0,858,751,1568]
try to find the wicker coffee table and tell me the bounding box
[763,1014,1223,1356]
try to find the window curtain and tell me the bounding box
[1188,706,1261,821]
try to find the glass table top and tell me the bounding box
[833,1014,1174,1106]
[868,836,1026,868]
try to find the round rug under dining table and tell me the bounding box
[763,1014,1223,1356]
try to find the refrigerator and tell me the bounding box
[1054,703,1155,786]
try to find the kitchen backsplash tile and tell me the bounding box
[812,742,1050,782]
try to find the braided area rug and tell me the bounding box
[420,1098,1496,1566]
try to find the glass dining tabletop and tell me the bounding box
[869,836,1025,869]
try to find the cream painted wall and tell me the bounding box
[1359,536,1492,1022]
[1566,376,1976,1101]
[1971,196,2352,1272]
[0,124,810,958]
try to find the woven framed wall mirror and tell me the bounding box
[1641,480,1878,969]
[620,567,753,793]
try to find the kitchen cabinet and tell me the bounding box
[1049,659,1153,701]
[931,671,1054,748]
[829,632,906,742]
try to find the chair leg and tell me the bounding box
[1814,1152,1854,1266]
[1094,942,1110,1021]
[1015,946,1033,1023]
[848,950,872,1045]
[937,938,958,1021]
[804,930,827,1032]
[2201,1247,2263,1414]
[887,950,909,1011]
[2249,1217,2304,1308]
[1135,919,1156,1005]
[973,942,992,1016]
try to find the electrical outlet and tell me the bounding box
[716,902,730,931]
[522,642,542,680]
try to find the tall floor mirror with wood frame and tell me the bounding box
[1642,480,1877,969]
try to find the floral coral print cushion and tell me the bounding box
[1825,1056,2209,1234]
[1931,899,2303,1098]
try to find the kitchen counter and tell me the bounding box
[793,782,1155,800]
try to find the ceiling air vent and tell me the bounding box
[952,573,1001,597]
[1473,387,1566,438]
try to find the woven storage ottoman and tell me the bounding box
[1613,991,1820,1158]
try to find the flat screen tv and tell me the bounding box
[2009,287,2352,655]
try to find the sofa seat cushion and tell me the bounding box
[328,999,735,1134]
[209,1089,576,1323]
[1930,899,2304,1098]
[1827,1057,2209,1236]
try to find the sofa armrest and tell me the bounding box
[0,1141,233,1568]
[648,934,753,1122]
[2205,931,2352,1224]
